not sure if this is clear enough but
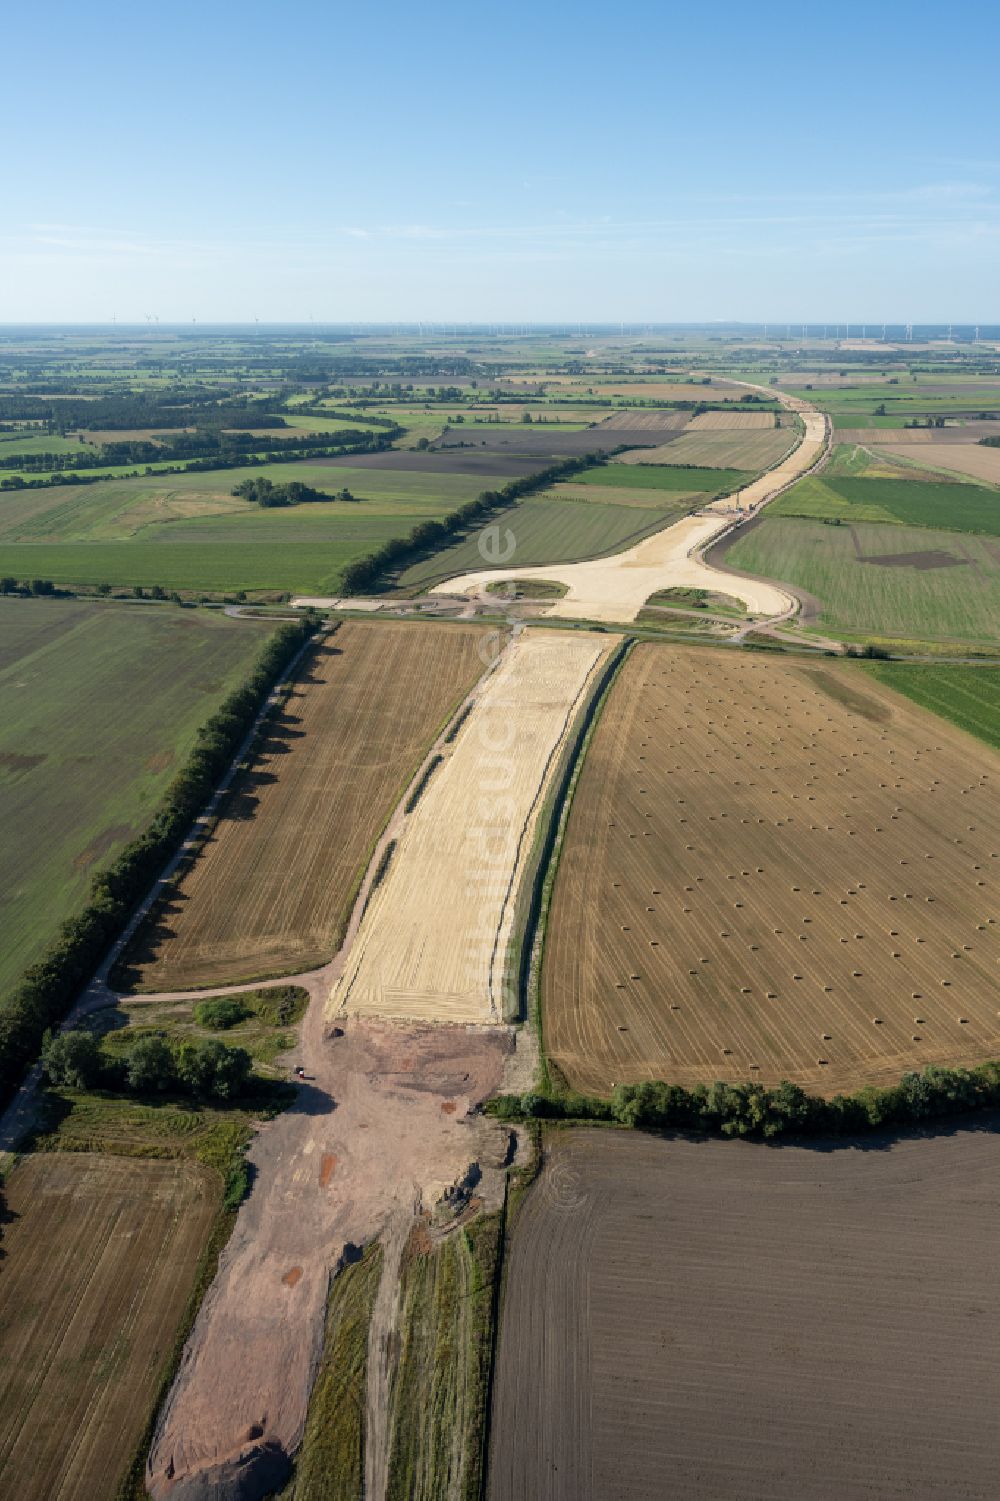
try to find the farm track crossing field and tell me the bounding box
[124,620,492,991]
[489,1126,1000,1501]
[0,1152,217,1501]
[543,643,1000,1097]
[724,516,1000,644]
[0,599,273,1001]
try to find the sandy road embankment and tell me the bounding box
[329,629,609,1025]
[430,398,827,624]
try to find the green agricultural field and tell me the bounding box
[865,663,1000,752]
[783,382,1000,425]
[574,462,750,493]
[770,472,1000,533]
[399,492,686,591]
[0,432,84,457]
[0,599,274,1004]
[725,516,1000,646]
[280,413,386,434]
[0,463,507,593]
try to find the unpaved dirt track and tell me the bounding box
[490,1126,1000,1501]
[329,629,608,1025]
[431,396,827,622]
[543,643,1000,1096]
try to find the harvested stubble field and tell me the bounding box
[836,423,1000,445]
[880,440,1000,487]
[0,599,273,1001]
[124,620,491,991]
[0,1152,217,1501]
[596,409,690,432]
[331,629,608,1024]
[622,425,794,471]
[543,643,1000,1097]
[489,1126,1000,1501]
[686,409,780,430]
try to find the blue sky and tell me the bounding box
[4,0,998,321]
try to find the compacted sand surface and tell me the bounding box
[329,628,608,1025]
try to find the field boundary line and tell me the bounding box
[0,618,324,1162]
[517,637,635,1082]
[486,638,614,1021]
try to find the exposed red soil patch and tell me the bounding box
[318,1153,337,1187]
[281,1267,303,1288]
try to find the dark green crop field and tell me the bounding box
[770,473,1000,533]
[574,462,750,492]
[0,599,273,1003]
[865,663,1000,751]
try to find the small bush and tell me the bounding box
[194,997,251,1030]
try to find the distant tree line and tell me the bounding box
[0,426,385,474]
[339,451,617,594]
[0,429,398,491]
[490,1061,1000,1140]
[0,616,318,1107]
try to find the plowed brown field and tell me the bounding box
[0,1152,216,1501]
[543,643,1000,1095]
[489,1126,1000,1501]
[126,620,492,990]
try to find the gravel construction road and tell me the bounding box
[431,399,827,623]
